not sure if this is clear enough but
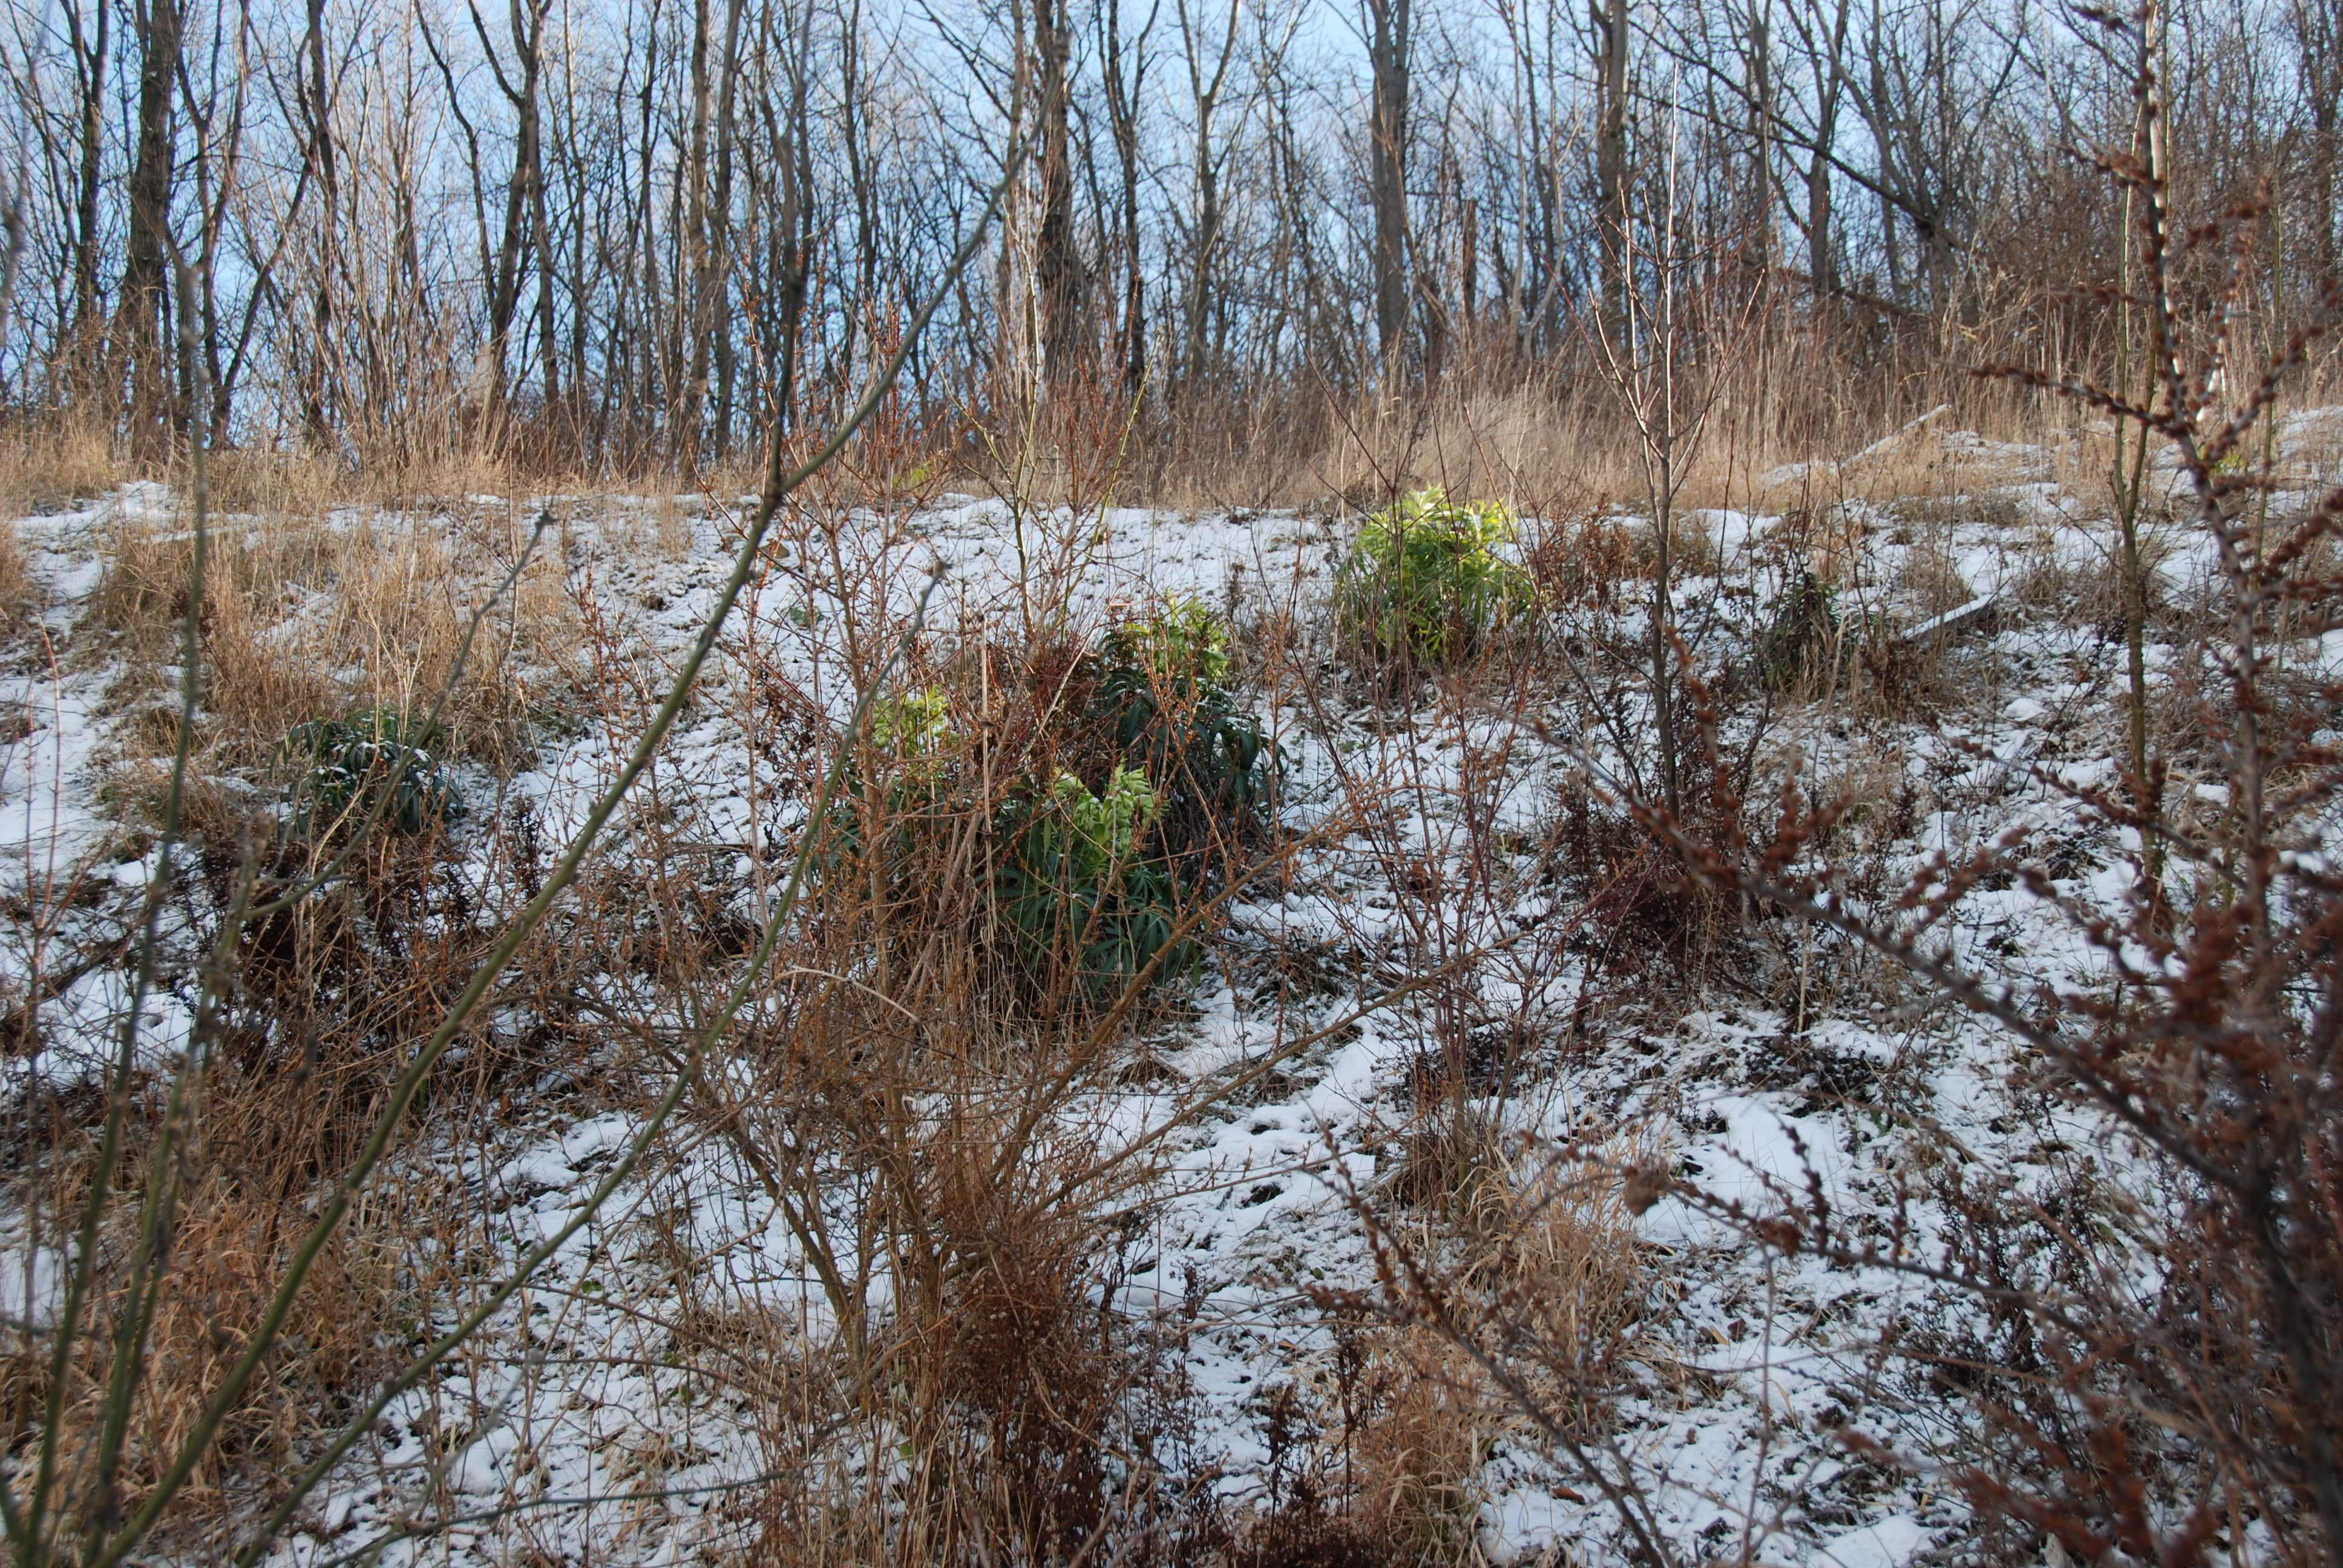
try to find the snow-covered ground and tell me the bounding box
[4,414,2339,1565]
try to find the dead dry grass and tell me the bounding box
[75,506,577,781]
[0,1027,471,1552]
[1348,1330,1494,1562]
[0,517,32,630]
[0,418,122,518]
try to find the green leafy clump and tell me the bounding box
[1099,595,1233,694]
[997,766,1188,996]
[871,686,951,757]
[828,685,957,866]
[1090,597,1274,869]
[827,606,1274,1011]
[281,705,460,835]
[1336,489,1537,667]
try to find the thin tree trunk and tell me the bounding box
[706,0,746,455]
[1593,0,1630,334]
[116,0,185,449]
[64,0,111,381]
[680,0,714,461]
[296,0,339,447]
[1365,0,1411,367]
[1035,0,1090,387]
[1100,0,1152,399]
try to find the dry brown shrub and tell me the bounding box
[1524,511,1639,609]
[0,800,576,1541]
[1378,1118,1651,1379]
[716,978,1187,1564]
[1765,503,1873,589]
[669,531,1301,1562]
[87,754,265,854]
[0,1033,451,1550]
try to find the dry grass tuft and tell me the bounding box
[0,418,122,517]
[1343,1331,1492,1563]
[1893,535,1978,619]
[1376,1119,1652,1414]
[0,518,33,630]
[76,509,574,776]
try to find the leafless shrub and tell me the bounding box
[1524,509,1639,611]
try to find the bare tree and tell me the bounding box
[1591,0,1630,330]
[114,0,183,445]
[1363,0,1412,367]
[1034,0,1090,386]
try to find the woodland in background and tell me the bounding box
[2,0,2340,488]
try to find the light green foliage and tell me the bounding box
[830,686,955,867]
[281,704,460,835]
[1099,595,1231,693]
[1337,489,1537,666]
[1047,766,1155,881]
[1000,766,1187,995]
[871,685,951,759]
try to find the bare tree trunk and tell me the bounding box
[1099,0,1153,399]
[1497,0,1570,353]
[1035,0,1090,387]
[1364,0,1410,368]
[762,10,816,437]
[64,0,111,383]
[681,0,746,462]
[706,0,746,455]
[180,0,250,442]
[1593,0,1630,334]
[115,0,184,449]
[530,36,559,443]
[679,0,716,462]
[1794,0,1850,314]
[2294,0,2341,295]
[1175,0,1238,394]
[1736,0,1774,278]
[839,0,879,385]
[295,0,338,447]
[473,0,551,443]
